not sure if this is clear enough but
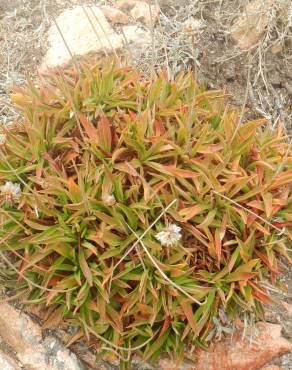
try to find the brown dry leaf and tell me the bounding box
[231,0,274,50]
[179,204,207,222]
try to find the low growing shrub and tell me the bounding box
[0,62,291,368]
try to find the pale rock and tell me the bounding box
[0,351,22,370]
[42,5,151,70]
[42,6,123,69]
[193,322,291,370]
[157,322,291,370]
[0,303,84,370]
[130,1,160,27]
[122,25,151,46]
[231,0,274,49]
[101,6,129,25]
[158,357,180,370]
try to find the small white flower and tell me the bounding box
[0,132,6,145]
[69,111,74,119]
[155,223,182,247]
[103,194,116,206]
[0,181,21,203]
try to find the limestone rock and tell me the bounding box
[130,1,160,27]
[42,5,151,70]
[122,25,151,46]
[101,6,129,25]
[0,303,84,370]
[157,322,291,370]
[193,322,291,370]
[231,0,274,49]
[0,351,22,370]
[43,6,122,69]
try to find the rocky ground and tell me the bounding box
[0,0,291,369]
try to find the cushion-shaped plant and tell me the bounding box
[0,62,291,369]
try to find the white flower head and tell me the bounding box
[155,223,182,247]
[0,132,6,145]
[0,181,21,203]
[103,194,116,206]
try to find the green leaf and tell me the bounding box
[225,259,259,282]
[78,249,93,287]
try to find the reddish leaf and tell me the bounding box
[97,116,112,152]
[78,113,99,142]
[179,204,207,222]
[180,299,198,335]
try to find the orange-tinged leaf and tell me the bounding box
[78,249,93,287]
[262,192,273,218]
[235,187,263,202]
[106,305,123,332]
[219,212,227,241]
[231,155,241,171]
[164,166,199,178]
[158,316,171,338]
[184,223,209,247]
[98,116,112,152]
[223,110,236,142]
[234,207,248,225]
[137,303,153,316]
[66,329,84,347]
[197,209,216,229]
[197,143,223,153]
[68,177,83,202]
[236,119,267,141]
[254,160,275,171]
[252,221,270,236]
[78,113,99,142]
[207,241,217,259]
[247,200,264,211]
[114,162,139,176]
[249,281,271,304]
[269,171,292,190]
[179,204,207,221]
[225,259,258,282]
[180,300,198,335]
[10,93,32,107]
[254,250,280,273]
[214,228,222,262]
[63,150,79,163]
[42,306,64,329]
[42,152,64,177]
